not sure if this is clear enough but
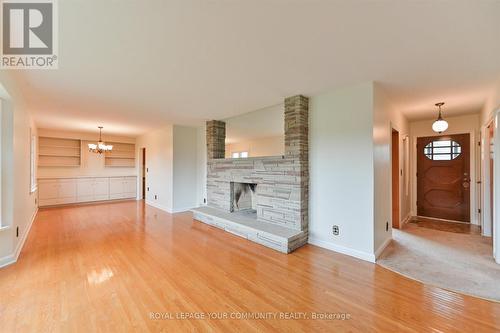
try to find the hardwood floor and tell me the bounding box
[1,201,499,332]
[410,217,482,235]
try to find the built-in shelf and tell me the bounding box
[105,142,135,167]
[38,137,81,167]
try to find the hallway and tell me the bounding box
[378,219,498,301]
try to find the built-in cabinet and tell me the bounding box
[77,178,110,203]
[38,178,78,206]
[38,176,137,207]
[109,177,137,199]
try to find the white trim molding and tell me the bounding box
[171,206,196,214]
[0,208,38,269]
[374,237,392,260]
[308,237,376,263]
[145,200,196,214]
[145,200,172,213]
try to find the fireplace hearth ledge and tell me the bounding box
[192,206,308,253]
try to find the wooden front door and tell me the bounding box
[417,134,470,222]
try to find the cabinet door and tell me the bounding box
[39,181,59,199]
[123,178,137,197]
[109,178,124,195]
[77,179,94,197]
[93,178,110,199]
[58,180,77,199]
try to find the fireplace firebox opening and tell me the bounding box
[230,182,257,216]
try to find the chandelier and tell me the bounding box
[432,102,448,134]
[88,126,113,154]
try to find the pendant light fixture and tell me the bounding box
[88,126,113,154]
[432,102,448,133]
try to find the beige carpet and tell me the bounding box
[377,223,500,302]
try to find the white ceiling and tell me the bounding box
[2,0,500,136]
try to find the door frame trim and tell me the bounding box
[391,128,400,228]
[411,130,477,225]
[491,109,500,263]
[480,120,494,237]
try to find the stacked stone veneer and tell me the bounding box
[206,120,226,159]
[206,95,309,233]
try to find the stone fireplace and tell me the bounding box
[192,95,309,253]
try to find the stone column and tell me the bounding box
[284,95,309,159]
[284,95,309,232]
[206,120,226,159]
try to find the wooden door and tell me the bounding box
[417,134,470,222]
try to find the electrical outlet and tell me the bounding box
[16,226,19,237]
[155,195,158,200]
[386,221,389,231]
[204,198,206,204]
[147,187,149,191]
[332,225,339,236]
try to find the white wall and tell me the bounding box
[0,99,14,260]
[37,128,136,179]
[136,125,199,213]
[196,125,207,206]
[225,135,283,158]
[373,84,392,253]
[0,97,38,267]
[409,114,480,224]
[481,78,500,126]
[172,126,198,212]
[136,125,174,212]
[372,83,411,254]
[309,82,376,261]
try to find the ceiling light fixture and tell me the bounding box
[88,126,113,154]
[432,102,448,133]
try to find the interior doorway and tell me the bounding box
[488,123,494,234]
[417,134,470,222]
[141,148,146,200]
[392,129,400,229]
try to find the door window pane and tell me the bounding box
[424,140,462,161]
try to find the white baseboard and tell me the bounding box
[0,208,38,269]
[13,208,38,260]
[308,237,376,263]
[374,237,392,260]
[171,206,196,213]
[145,200,172,213]
[0,253,15,269]
[145,200,197,214]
